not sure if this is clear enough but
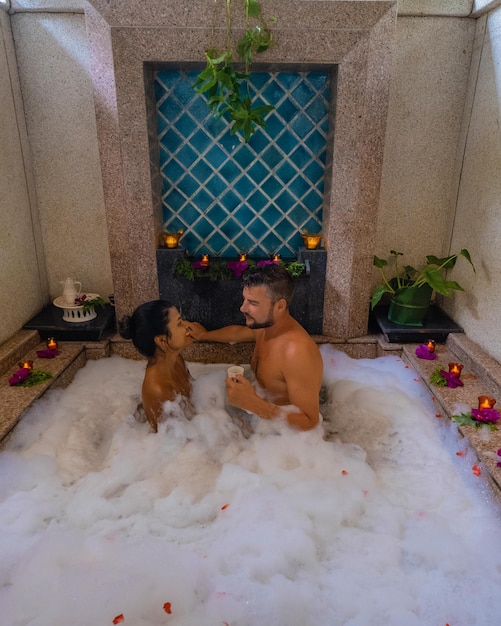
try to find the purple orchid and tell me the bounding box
[9,368,31,386]
[439,370,464,389]
[497,449,501,468]
[227,261,249,278]
[191,261,208,270]
[415,344,437,360]
[257,260,278,268]
[471,408,500,424]
[36,349,59,358]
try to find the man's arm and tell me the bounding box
[187,322,255,344]
[226,341,323,431]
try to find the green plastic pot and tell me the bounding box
[388,284,433,326]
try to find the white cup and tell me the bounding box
[227,365,245,379]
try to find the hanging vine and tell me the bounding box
[192,0,276,142]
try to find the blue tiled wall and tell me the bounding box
[155,69,333,259]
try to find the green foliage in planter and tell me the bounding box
[174,258,306,281]
[192,0,275,142]
[80,296,106,314]
[371,249,475,310]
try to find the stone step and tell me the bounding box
[402,339,501,496]
[0,341,86,444]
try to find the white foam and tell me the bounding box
[1,349,500,625]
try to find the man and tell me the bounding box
[187,264,323,430]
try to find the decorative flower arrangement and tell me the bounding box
[429,363,464,389]
[74,294,106,312]
[415,341,437,360]
[175,256,306,281]
[452,408,500,430]
[451,396,500,430]
[8,362,53,387]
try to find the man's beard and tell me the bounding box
[243,308,274,329]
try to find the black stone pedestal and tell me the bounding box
[370,304,463,343]
[23,304,116,341]
[157,247,327,334]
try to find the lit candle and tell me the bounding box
[448,362,463,378]
[47,337,58,351]
[271,253,281,262]
[18,360,33,371]
[301,233,322,250]
[201,254,210,267]
[478,395,496,410]
[426,340,436,353]
[238,253,248,262]
[162,230,183,249]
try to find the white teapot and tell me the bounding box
[60,278,82,305]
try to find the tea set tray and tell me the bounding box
[53,293,101,323]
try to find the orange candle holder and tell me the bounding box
[47,338,58,350]
[478,395,496,410]
[201,254,210,267]
[426,340,436,353]
[448,362,463,378]
[301,233,322,250]
[162,230,184,249]
[18,360,33,371]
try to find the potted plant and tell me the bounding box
[371,249,475,326]
[192,0,275,142]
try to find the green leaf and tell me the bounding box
[371,284,390,309]
[373,255,387,269]
[429,366,447,386]
[460,248,475,271]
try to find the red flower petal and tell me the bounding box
[221,504,229,510]
[472,465,481,476]
[435,413,441,418]
[341,470,348,475]
[163,602,172,614]
[456,451,464,456]
[404,365,410,369]
[113,615,124,624]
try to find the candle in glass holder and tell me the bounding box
[271,253,281,262]
[18,360,33,370]
[162,230,183,249]
[301,233,322,250]
[47,337,58,351]
[201,254,210,267]
[426,339,436,353]
[478,395,496,410]
[238,253,248,262]
[448,362,463,378]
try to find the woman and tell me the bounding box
[119,300,194,432]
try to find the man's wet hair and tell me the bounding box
[242,264,295,307]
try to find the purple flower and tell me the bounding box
[36,349,59,358]
[8,368,31,386]
[439,370,464,389]
[191,261,208,270]
[415,345,437,360]
[74,294,87,304]
[257,260,278,268]
[471,408,501,424]
[227,261,249,278]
